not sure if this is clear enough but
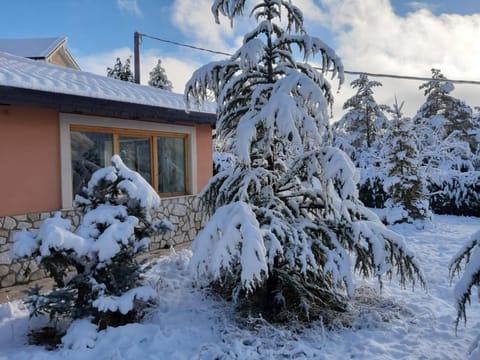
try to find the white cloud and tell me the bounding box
[83,1,480,119]
[76,47,133,77]
[317,0,480,117]
[140,49,201,93]
[117,0,142,17]
[171,0,257,54]
[407,1,438,13]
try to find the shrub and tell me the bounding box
[11,155,172,332]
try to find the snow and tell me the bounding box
[92,286,157,315]
[2,214,480,359]
[0,37,65,58]
[190,201,272,293]
[11,212,90,259]
[61,319,97,350]
[0,51,215,114]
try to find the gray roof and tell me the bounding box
[0,51,216,125]
[0,37,66,59]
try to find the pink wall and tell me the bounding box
[0,106,213,217]
[196,124,213,192]
[0,106,61,216]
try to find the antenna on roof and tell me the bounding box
[134,31,141,84]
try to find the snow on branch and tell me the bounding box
[190,201,281,294]
[449,230,480,328]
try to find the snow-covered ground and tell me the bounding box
[1,214,479,359]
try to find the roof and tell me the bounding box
[0,51,216,125]
[0,37,66,59]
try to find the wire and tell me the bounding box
[139,33,231,57]
[138,32,480,85]
[343,70,480,85]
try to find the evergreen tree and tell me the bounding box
[450,230,480,332]
[382,99,430,224]
[186,0,424,322]
[333,74,388,165]
[414,68,475,171]
[11,156,172,331]
[148,59,173,91]
[107,57,134,82]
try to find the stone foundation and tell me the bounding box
[0,195,207,288]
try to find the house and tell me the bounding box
[0,37,80,69]
[0,51,215,288]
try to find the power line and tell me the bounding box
[139,33,231,57]
[139,32,480,86]
[343,70,480,85]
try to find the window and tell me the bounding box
[157,137,186,193]
[71,131,112,196]
[70,125,189,197]
[61,114,197,208]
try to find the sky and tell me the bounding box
[1,0,479,118]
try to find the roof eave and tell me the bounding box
[0,86,216,126]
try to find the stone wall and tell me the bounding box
[0,195,207,288]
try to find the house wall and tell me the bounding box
[0,106,61,217]
[196,124,213,192]
[0,106,213,217]
[0,195,208,288]
[0,105,213,289]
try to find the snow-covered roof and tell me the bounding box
[0,51,215,117]
[0,37,66,59]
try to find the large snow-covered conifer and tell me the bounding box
[148,59,173,91]
[186,0,424,321]
[450,230,480,329]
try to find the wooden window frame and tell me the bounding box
[60,114,197,209]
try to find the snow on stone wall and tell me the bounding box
[0,195,207,288]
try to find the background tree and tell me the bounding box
[413,68,476,171]
[107,57,134,82]
[381,99,430,224]
[12,156,172,334]
[186,0,424,322]
[148,59,173,91]
[333,74,388,166]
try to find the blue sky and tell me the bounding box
[1,0,479,117]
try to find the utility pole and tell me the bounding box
[134,31,141,84]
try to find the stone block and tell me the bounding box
[33,221,44,228]
[188,229,197,240]
[3,217,16,230]
[0,252,11,265]
[0,265,9,277]
[17,222,33,230]
[29,269,47,281]
[14,215,28,222]
[40,212,52,220]
[27,213,41,222]
[11,263,21,273]
[1,273,16,287]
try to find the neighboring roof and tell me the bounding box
[0,37,65,59]
[0,51,216,125]
[0,37,80,70]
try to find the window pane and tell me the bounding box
[157,137,186,193]
[119,136,152,184]
[71,131,113,196]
